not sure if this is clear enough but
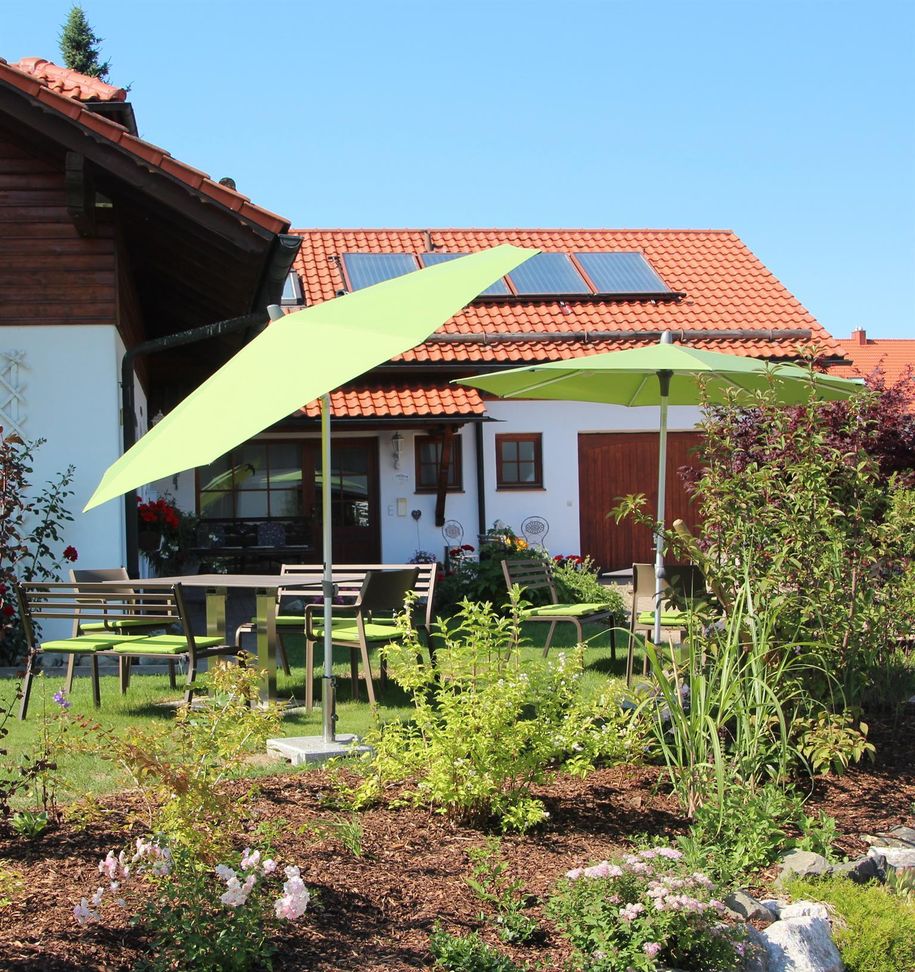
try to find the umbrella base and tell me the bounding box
[266,733,372,766]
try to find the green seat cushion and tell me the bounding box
[81,619,168,632]
[40,634,148,653]
[311,622,402,643]
[112,634,224,655]
[636,610,690,626]
[523,602,610,619]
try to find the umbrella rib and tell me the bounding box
[503,369,585,398]
[627,373,652,406]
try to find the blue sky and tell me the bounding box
[5,0,914,339]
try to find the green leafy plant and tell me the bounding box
[343,591,636,831]
[301,813,365,857]
[795,710,876,775]
[552,555,626,622]
[71,663,279,859]
[466,838,539,944]
[75,840,310,972]
[547,847,749,971]
[428,927,522,972]
[9,809,48,839]
[795,808,840,860]
[0,861,23,908]
[786,876,915,972]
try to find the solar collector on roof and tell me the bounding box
[419,251,511,295]
[575,251,671,295]
[507,252,592,295]
[341,252,419,290]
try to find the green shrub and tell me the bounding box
[547,847,748,971]
[552,555,626,622]
[786,877,915,972]
[429,928,522,971]
[344,592,639,831]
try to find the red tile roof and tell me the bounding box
[290,229,842,363]
[12,57,126,102]
[832,329,915,387]
[299,385,485,419]
[0,57,289,235]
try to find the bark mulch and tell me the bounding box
[1,709,912,971]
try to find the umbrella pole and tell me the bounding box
[653,365,673,648]
[320,393,336,744]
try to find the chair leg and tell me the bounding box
[358,637,376,707]
[572,619,583,647]
[305,638,314,714]
[276,631,292,678]
[184,661,197,707]
[609,623,617,661]
[118,657,130,694]
[18,651,37,720]
[542,621,558,658]
[350,647,359,701]
[89,654,101,708]
[166,659,176,689]
[626,625,637,686]
[64,653,76,694]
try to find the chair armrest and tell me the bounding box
[304,602,358,638]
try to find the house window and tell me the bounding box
[415,435,462,492]
[496,433,543,489]
[198,442,303,518]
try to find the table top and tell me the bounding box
[101,572,363,590]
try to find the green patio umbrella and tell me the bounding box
[456,332,861,646]
[85,244,538,743]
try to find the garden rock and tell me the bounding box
[760,898,786,917]
[830,854,881,883]
[779,901,830,920]
[761,916,843,972]
[742,926,771,972]
[863,825,915,848]
[778,850,830,883]
[868,845,915,872]
[726,890,777,924]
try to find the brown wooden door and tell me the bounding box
[303,438,381,563]
[578,432,702,570]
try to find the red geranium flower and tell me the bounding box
[63,545,78,562]
[2,603,14,617]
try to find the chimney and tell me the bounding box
[851,327,867,345]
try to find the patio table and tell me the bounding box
[100,572,359,704]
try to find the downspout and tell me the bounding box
[121,309,268,575]
[475,421,486,539]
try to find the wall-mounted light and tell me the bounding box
[392,431,404,469]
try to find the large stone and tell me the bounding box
[779,850,831,882]
[726,890,777,924]
[864,826,915,849]
[761,916,844,972]
[869,846,915,872]
[742,926,772,972]
[779,900,830,920]
[831,854,881,884]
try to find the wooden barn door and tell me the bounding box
[578,432,702,570]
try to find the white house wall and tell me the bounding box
[480,400,702,557]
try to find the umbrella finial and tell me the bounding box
[660,330,673,345]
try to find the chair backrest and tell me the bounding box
[69,567,133,637]
[520,515,550,549]
[502,558,558,604]
[631,563,707,614]
[357,568,420,619]
[342,563,437,629]
[16,581,191,653]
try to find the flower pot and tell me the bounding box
[138,529,161,553]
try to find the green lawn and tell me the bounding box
[1,621,641,804]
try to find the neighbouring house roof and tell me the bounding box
[12,56,126,102]
[290,228,843,365]
[0,56,288,235]
[832,329,915,386]
[298,384,485,419]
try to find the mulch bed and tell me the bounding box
[2,708,913,971]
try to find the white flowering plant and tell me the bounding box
[74,838,310,972]
[547,847,750,972]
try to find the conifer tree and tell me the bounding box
[58,6,110,80]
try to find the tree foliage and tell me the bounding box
[59,6,110,80]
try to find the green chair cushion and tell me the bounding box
[523,602,610,619]
[112,634,224,655]
[81,619,168,632]
[40,634,148,653]
[311,622,402,643]
[636,610,690,626]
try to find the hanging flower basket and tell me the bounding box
[138,529,161,553]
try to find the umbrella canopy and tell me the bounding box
[456,333,862,647]
[85,244,537,512]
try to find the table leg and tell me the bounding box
[255,589,278,704]
[205,588,227,639]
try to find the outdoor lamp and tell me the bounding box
[392,431,404,469]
